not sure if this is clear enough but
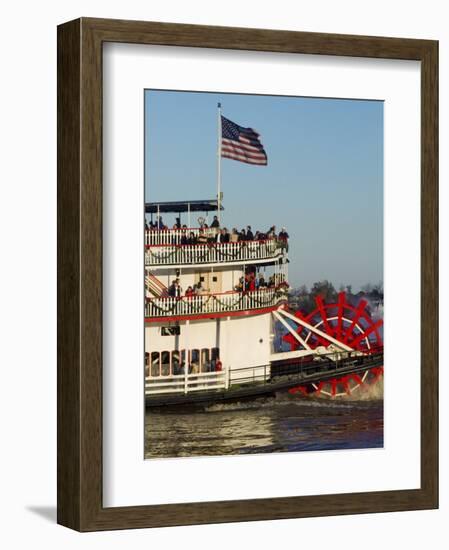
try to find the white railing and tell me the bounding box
[145,286,288,319]
[146,370,227,395]
[145,363,273,396]
[145,352,385,397]
[145,239,285,266]
[229,364,270,385]
[145,227,204,246]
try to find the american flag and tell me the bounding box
[221,115,268,166]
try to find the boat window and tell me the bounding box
[211,347,220,360]
[145,352,150,378]
[201,348,210,372]
[172,351,180,375]
[190,349,200,373]
[150,352,160,377]
[161,351,170,376]
[161,325,180,336]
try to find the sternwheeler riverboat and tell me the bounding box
[144,199,384,408]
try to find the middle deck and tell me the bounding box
[145,227,286,268]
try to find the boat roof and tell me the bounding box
[145,199,224,214]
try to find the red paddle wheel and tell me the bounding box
[283,292,383,398]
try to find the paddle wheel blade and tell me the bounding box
[281,292,383,399]
[282,291,383,354]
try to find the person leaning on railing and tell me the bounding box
[187,231,197,245]
[168,280,177,298]
[247,273,256,291]
[267,225,277,239]
[215,228,230,243]
[155,215,165,230]
[201,223,213,242]
[197,228,208,245]
[184,286,195,313]
[278,227,289,251]
[204,224,218,243]
[167,279,182,298]
[194,281,208,296]
[235,276,244,292]
[257,274,267,288]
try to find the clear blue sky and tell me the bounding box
[145,90,383,291]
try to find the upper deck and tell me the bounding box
[145,228,287,268]
[145,198,289,270]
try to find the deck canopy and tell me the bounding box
[145,199,224,214]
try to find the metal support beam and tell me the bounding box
[277,308,353,352]
[272,310,311,350]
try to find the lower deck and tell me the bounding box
[145,312,274,383]
[145,352,384,407]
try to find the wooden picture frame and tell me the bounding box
[57,17,438,531]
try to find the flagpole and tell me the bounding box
[217,102,222,226]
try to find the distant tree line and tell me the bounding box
[288,280,384,314]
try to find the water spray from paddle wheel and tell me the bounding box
[281,292,383,398]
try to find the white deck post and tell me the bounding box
[225,315,231,388]
[184,320,190,394]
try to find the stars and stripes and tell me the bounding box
[221,115,268,166]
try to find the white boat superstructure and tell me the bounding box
[144,199,290,396]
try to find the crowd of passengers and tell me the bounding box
[145,215,289,244]
[147,358,223,376]
[166,272,285,298]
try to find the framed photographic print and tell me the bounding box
[57,17,438,531]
